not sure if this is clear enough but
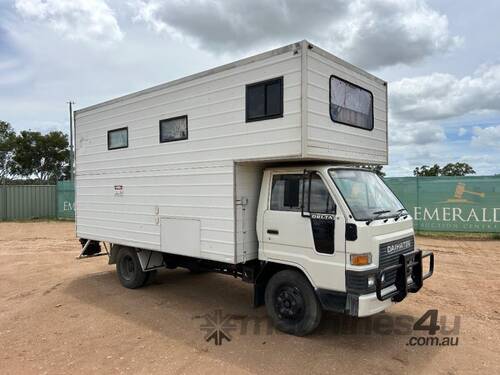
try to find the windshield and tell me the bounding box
[329,169,405,221]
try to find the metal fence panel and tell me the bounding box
[57,181,75,220]
[385,176,500,233]
[0,185,57,221]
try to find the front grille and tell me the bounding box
[379,236,415,286]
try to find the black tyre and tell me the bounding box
[265,270,322,336]
[116,248,151,289]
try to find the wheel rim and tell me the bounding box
[119,255,136,281]
[274,285,305,322]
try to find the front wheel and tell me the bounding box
[265,270,322,336]
[116,248,153,289]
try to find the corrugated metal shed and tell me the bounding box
[0,185,57,220]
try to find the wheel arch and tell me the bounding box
[254,260,317,307]
[109,244,126,265]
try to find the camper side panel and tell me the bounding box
[75,51,302,264]
[234,163,264,263]
[305,48,388,164]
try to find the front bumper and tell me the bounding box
[317,249,434,317]
[357,289,394,316]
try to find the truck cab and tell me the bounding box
[255,165,433,334]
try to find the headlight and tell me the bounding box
[367,276,375,287]
[350,253,372,266]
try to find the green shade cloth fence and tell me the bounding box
[385,176,500,233]
[1,177,499,232]
[56,180,75,220]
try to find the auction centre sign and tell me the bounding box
[385,176,500,233]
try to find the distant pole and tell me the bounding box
[67,101,75,181]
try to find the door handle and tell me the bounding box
[267,229,279,235]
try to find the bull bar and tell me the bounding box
[375,249,434,302]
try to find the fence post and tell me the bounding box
[0,186,4,221]
[56,182,59,219]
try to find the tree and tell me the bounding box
[10,130,69,182]
[361,165,386,177]
[440,162,475,176]
[0,120,16,180]
[39,131,71,181]
[413,164,441,176]
[413,163,475,177]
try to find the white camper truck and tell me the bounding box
[75,41,433,336]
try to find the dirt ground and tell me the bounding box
[0,222,499,374]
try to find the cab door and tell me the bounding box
[261,172,346,292]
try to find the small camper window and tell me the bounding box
[160,115,188,143]
[107,127,128,150]
[330,76,374,130]
[246,77,283,122]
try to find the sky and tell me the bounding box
[0,0,499,176]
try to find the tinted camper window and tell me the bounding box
[246,77,283,122]
[330,76,373,130]
[160,115,188,143]
[108,128,128,150]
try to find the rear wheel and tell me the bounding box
[116,248,152,289]
[265,270,322,336]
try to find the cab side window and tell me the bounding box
[270,173,336,214]
[270,174,302,211]
[305,174,336,214]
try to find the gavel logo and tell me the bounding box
[454,183,485,200]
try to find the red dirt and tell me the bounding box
[0,221,499,374]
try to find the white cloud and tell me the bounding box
[3,0,498,177]
[471,125,500,148]
[0,11,222,133]
[386,136,500,177]
[130,0,461,69]
[386,63,500,175]
[15,0,123,44]
[0,58,31,86]
[390,64,500,122]
[389,121,446,146]
[330,0,462,70]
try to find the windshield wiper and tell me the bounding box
[394,208,408,221]
[366,210,391,225]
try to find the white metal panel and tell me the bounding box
[75,45,302,264]
[161,217,201,257]
[234,163,264,263]
[304,47,388,164]
[74,40,389,264]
